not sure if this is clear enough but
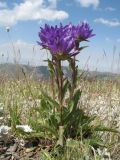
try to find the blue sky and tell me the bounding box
[0,0,120,73]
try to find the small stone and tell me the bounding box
[12,153,20,159]
[0,155,6,159]
[27,151,35,158]
[4,155,11,160]
[1,146,7,151]
[16,125,32,133]
[0,147,7,154]
[0,140,4,145]
[25,147,36,153]
[5,152,12,156]
[0,125,11,135]
[7,143,18,152]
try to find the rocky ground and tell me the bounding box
[0,91,120,159]
[0,135,53,160]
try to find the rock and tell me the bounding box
[7,143,18,152]
[0,140,4,145]
[0,155,6,159]
[0,125,11,135]
[25,147,36,153]
[0,147,7,154]
[12,152,20,159]
[16,125,32,133]
[27,151,35,158]
[4,155,11,160]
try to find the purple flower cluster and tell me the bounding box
[70,22,94,41]
[38,22,94,58]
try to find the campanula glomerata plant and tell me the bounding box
[38,22,95,146]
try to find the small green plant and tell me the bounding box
[37,22,118,141]
[37,22,95,146]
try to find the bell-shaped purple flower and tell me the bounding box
[38,23,77,57]
[72,22,95,41]
[38,22,95,58]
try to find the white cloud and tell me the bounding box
[0,40,49,66]
[0,2,7,8]
[117,38,120,43]
[94,18,120,27]
[76,0,100,8]
[0,40,120,73]
[47,0,57,8]
[0,0,68,26]
[105,38,120,43]
[105,7,116,11]
[105,37,111,42]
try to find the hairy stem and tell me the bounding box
[70,57,77,99]
[51,58,55,113]
[56,60,63,125]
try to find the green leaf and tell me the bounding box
[87,139,105,148]
[42,91,59,110]
[63,89,82,125]
[72,89,82,110]
[55,62,63,76]
[48,114,59,129]
[94,126,120,134]
[39,124,58,137]
[41,150,54,160]
[55,53,71,61]
[47,59,55,76]
[41,99,48,109]
[79,46,88,51]
[66,139,80,148]
[61,79,70,101]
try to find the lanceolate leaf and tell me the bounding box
[94,126,120,134]
[63,89,82,125]
[47,59,55,76]
[79,46,88,51]
[62,79,70,101]
[42,91,59,110]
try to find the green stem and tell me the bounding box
[70,57,77,99]
[51,58,55,113]
[58,60,63,125]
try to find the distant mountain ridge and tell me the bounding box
[0,63,71,80]
[0,63,119,80]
